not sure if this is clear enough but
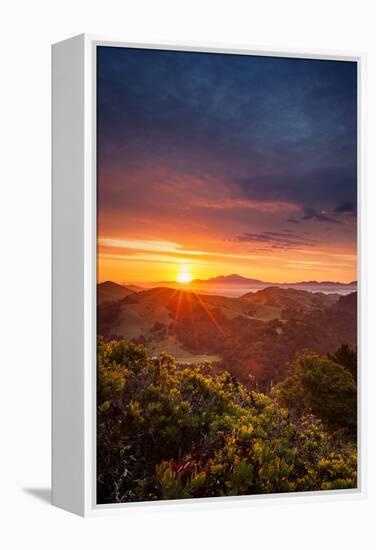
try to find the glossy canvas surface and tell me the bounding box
[96,46,358,504]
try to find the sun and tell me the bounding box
[176,265,192,284]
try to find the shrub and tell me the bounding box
[273,351,357,436]
[97,340,357,503]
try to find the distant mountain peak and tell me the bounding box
[190,274,356,289]
[192,274,264,285]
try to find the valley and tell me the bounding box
[97,280,357,389]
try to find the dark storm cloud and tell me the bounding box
[334,201,357,216]
[301,207,341,224]
[239,165,357,214]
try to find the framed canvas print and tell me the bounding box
[52,35,366,516]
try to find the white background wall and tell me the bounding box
[1,1,375,548]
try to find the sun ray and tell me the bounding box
[170,289,185,329]
[192,292,226,337]
[186,291,198,346]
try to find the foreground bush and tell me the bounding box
[97,339,357,503]
[273,352,357,436]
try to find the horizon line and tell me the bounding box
[98,275,357,286]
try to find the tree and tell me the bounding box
[273,351,357,436]
[328,344,357,381]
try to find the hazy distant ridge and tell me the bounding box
[150,273,357,295]
[190,273,357,289]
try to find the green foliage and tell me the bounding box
[97,337,127,406]
[273,351,357,436]
[97,340,357,503]
[328,344,357,381]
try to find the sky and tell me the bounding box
[97,46,357,284]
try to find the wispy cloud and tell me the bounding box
[190,197,299,213]
[99,238,187,254]
[236,230,317,250]
[99,252,211,266]
[99,238,273,263]
[301,207,341,224]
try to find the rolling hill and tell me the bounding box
[125,284,147,293]
[242,286,339,310]
[97,281,134,305]
[97,283,356,389]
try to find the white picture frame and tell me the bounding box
[52,34,366,517]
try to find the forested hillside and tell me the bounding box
[97,285,357,390]
[97,281,135,305]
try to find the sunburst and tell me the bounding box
[176,265,192,284]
